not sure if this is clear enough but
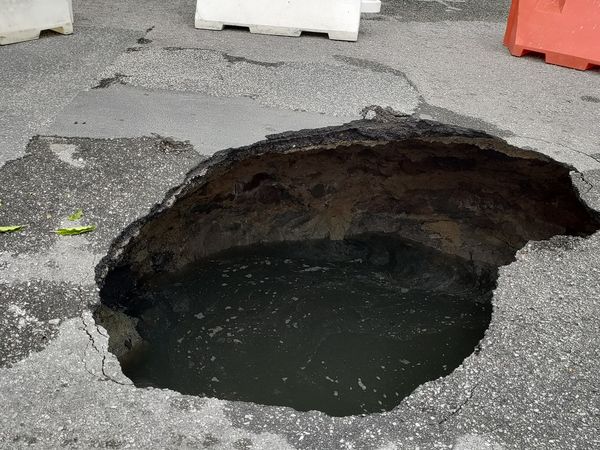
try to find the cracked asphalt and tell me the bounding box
[1,0,600,448]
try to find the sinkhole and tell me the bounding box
[95,118,599,417]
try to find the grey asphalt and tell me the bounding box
[1,0,600,448]
[49,85,349,153]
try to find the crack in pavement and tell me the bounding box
[438,383,480,425]
[577,173,595,195]
[223,54,285,68]
[92,73,130,89]
[128,45,287,68]
[80,312,132,386]
[511,135,600,167]
[334,55,515,137]
[92,47,418,117]
[333,55,421,92]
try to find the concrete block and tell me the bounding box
[361,0,381,13]
[0,0,73,45]
[195,0,362,41]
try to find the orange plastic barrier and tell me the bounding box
[504,0,600,70]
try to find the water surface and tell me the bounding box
[122,237,492,416]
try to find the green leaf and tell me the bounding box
[0,225,25,233]
[55,225,96,236]
[68,209,84,221]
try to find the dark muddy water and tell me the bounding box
[122,237,492,416]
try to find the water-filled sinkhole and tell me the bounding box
[96,119,599,417]
[112,237,492,416]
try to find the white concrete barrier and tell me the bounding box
[0,0,73,45]
[361,0,381,13]
[195,0,362,41]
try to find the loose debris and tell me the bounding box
[55,226,96,236]
[0,225,25,233]
[68,209,84,221]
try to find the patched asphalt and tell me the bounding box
[0,136,202,255]
[1,0,600,448]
